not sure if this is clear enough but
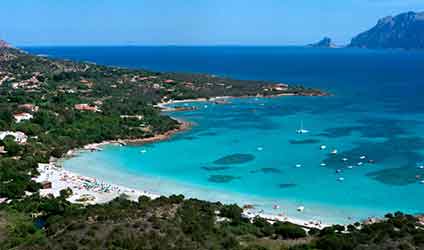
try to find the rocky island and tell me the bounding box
[308,37,337,48]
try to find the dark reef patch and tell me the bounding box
[208,175,240,183]
[213,154,255,165]
[278,183,297,189]
[289,139,321,145]
[250,168,282,174]
[366,167,422,186]
[202,166,232,171]
[319,117,420,139]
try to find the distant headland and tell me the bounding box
[308,11,424,50]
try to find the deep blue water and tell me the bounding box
[25,46,424,224]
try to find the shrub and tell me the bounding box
[273,222,306,239]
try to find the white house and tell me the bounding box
[13,112,33,123]
[0,131,28,144]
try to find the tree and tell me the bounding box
[59,188,73,199]
[3,135,20,156]
[220,204,243,225]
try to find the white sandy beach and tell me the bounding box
[35,163,159,204]
[35,160,329,229]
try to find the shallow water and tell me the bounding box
[25,46,424,224]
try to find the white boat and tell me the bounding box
[320,163,327,167]
[320,145,327,150]
[357,162,363,166]
[140,149,147,154]
[347,165,354,169]
[338,177,345,182]
[360,155,366,160]
[257,147,264,151]
[342,158,348,162]
[296,120,309,134]
[295,164,302,168]
[297,206,305,212]
[331,149,338,155]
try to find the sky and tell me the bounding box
[1,0,423,46]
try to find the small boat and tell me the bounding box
[140,149,147,154]
[421,180,424,184]
[418,165,424,169]
[295,164,302,168]
[357,162,363,166]
[296,120,309,134]
[338,177,345,182]
[342,158,348,162]
[257,147,264,151]
[320,145,327,150]
[360,155,366,160]
[297,206,305,212]
[273,205,280,209]
[320,163,327,167]
[331,149,338,155]
[336,169,342,173]
[347,165,354,169]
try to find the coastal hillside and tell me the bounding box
[0,39,11,48]
[349,11,424,49]
[1,42,424,250]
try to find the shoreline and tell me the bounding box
[35,162,330,229]
[34,97,334,230]
[65,118,192,158]
[156,93,329,112]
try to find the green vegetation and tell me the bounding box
[3,46,422,250]
[2,194,424,250]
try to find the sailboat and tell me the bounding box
[296,120,309,134]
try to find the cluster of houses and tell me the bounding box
[11,72,42,90]
[12,104,39,123]
[262,83,289,92]
[0,72,13,86]
[74,104,101,112]
[130,75,158,83]
[80,79,94,88]
[19,103,39,112]
[13,112,33,123]
[0,131,28,144]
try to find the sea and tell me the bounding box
[24,46,424,224]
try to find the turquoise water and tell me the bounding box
[26,46,424,224]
